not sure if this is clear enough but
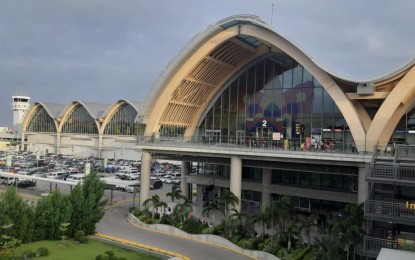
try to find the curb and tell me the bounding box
[94,233,191,260]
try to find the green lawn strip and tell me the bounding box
[17,239,161,260]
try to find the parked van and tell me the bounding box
[66,174,85,184]
[46,171,66,179]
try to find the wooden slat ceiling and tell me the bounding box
[159,39,257,126]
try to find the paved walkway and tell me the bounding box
[96,202,257,260]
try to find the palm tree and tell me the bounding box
[202,198,223,226]
[298,214,318,245]
[229,209,254,237]
[253,206,272,238]
[166,185,183,203]
[271,195,293,232]
[315,230,344,260]
[333,204,364,260]
[279,216,300,252]
[143,194,166,219]
[172,198,192,228]
[219,189,239,218]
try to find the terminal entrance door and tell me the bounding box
[205,130,221,144]
[256,127,273,147]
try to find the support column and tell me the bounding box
[262,168,272,209]
[230,156,242,212]
[21,131,25,151]
[181,161,190,200]
[358,165,368,204]
[56,132,61,155]
[140,151,152,209]
[98,134,103,158]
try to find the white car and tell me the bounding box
[160,175,172,183]
[66,173,85,184]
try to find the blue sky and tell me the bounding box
[1,0,414,127]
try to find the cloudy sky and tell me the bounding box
[1,0,414,127]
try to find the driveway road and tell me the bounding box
[96,203,256,260]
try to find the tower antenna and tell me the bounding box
[271,3,275,27]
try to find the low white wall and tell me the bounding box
[127,213,279,260]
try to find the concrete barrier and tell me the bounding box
[127,213,279,260]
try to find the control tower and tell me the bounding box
[11,93,30,136]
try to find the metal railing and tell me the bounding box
[137,134,367,156]
[365,200,415,224]
[364,236,398,258]
[367,164,415,185]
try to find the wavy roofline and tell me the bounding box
[146,14,415,109]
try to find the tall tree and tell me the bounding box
[333,204,364,260]
[69,171,107,235]
[34,190,72,240]
[298,213,318,245]
[219,189,239,218]
[0,188,35,243]
[202,197,223,226]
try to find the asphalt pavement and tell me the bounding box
[1,181,257,260]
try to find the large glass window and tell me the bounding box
[198,53,351,149]
[27,106,56,133]
[61,105,98,134]
[104,104,145,135]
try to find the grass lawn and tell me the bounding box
[17,238,162,260]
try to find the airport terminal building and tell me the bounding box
[21,15,415,257]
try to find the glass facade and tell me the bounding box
[27,106,56,133]
[104,104,145,135]
[271,169,357,193]
[198,54,354,152]
[391,106,415,144]
[61,105,98,134]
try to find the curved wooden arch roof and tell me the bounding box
[144,14,415,150]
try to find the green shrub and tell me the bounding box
[21,249,36,258]
[230,234,243,245]
[182,217,207,234]
[74,230,88,243]
[277,248,288,258]
[263,239,282,256]
[285,246,311,260]
[237,238,249,248]
[37,247,49,256]
[105,251,114,257]
[96,253,109,260]
[303,249,316,260]
[201,225,221,235]
[159,215,173,225]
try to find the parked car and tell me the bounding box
[66,174,85,184]
[150,179,163,190]
[17,179,36,188]
[120,173,140,180]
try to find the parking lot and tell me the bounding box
[0,150,181,207]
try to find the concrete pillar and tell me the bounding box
[358,165,368,204]
[98,134,103,158]
[181,161,190,200]
[56,132,61,154]
[262,168,272,209]
[230,156,242,212]
[21,131,25,151]
[140,151,152,209]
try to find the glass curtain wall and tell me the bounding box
[27,106,56,132]
[104,103,145,135]
[61,105,98,134]
[199,53,352,151]
[391,106,415,145]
